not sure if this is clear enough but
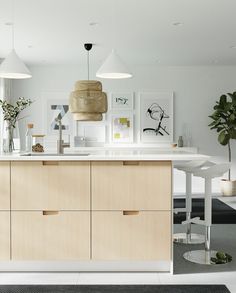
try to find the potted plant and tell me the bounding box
[0,97,32,153]
[209,92,236,196]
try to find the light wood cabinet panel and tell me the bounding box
[11,211,90,260]
[0,212,10,260]
[92,161,171,210]
[92,211,171,260]
[11,161,90,210]
[0,162,10,210]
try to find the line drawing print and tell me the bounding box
[143,102,170,136]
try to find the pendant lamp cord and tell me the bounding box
[112,0,115,49]
[12,23,14,50]
[11,0,15,49]
[87,49,90,81]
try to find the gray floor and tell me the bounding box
[174,224,236,274]
[0,285,230,293]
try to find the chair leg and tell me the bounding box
[174,173,204,245]
[186,173,192,241]
[183,178,218,265]
[186,212,191,242]
[205,226,211,251]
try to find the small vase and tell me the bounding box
[178,136,184,147]
[3,121,15,153]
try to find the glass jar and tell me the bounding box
[32,135,45,153]
[25,123,33,153]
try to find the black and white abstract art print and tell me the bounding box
[139,92,173,143]
[42,92,73,136]
[47,99,72,135]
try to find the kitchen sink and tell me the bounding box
[20,153,90,156]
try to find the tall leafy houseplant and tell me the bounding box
[208,92,236,181]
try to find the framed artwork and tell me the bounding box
[75,122,106,144]
[111,114,133,143]
[42,92,73,136]
[139,92,173,143]
[111,92,133,110]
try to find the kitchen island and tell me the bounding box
[0,149,209,272]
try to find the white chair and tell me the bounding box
[174,160,208,244]
[183,163,231,265]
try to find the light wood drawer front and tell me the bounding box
[0,162,10,210]
[92,161,171,210]
[11,161,90,210]
[0,212,10,260]
[92,211,171,261]
[11,211,90,260]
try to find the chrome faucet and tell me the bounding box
[55,117,70,154]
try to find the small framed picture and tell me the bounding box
[139,92,173,143]
[111,92,133,110]
[111,114,133,143]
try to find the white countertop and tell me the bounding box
[0,149,210,161]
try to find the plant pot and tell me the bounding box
[220,179,236,196]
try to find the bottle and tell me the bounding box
[25,123,34,153]
[178,136,184,147]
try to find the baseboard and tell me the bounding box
[0,261,171,272]
[173,193,221,198]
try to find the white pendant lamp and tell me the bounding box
[0,1,32,80]
[96,49,132,79]
[0,48,32,79]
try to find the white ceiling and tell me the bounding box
[0,0,236,66]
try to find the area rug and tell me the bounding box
[174,198,236,224]
[0,285,230,293]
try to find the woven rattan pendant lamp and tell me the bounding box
[69,44,107,121]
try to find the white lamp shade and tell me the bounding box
[96,50,132,79]
[0,49,32,79]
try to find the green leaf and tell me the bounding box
[232,96,236,106]
[225,102,232,111]
[229,129,236,139]
[230,114,235,121]
[209,115,217,121]
[218,131,230,145]
[220,95,227,106]
[217,127,224,133]
[208,121,217,127]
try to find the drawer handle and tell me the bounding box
[42,211,59,216]
[123,210,139,216]
[42,161,59,166]
[123,161,139,166]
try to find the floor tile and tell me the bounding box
[219,196,236,210]
[158,271,236,292]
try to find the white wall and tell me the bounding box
[12,65,236,194]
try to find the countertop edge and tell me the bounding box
[0,153,210,161]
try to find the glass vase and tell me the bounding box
[3,121,15,153]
